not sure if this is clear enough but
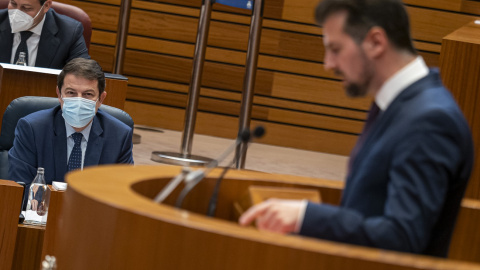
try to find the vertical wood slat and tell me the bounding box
[440,21,480,200]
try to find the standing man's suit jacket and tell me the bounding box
[299,70,474,257]
[0,8,89,69]
[8,105,134,187]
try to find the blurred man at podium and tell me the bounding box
[0,0,89,68]
[240,0,474,258]
[8,58,134,201]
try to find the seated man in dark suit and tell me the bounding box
[239,0,474,258]
[0,0,89,69]
[8,58,134,203]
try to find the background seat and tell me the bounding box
[0,96,134,180]
[0,0,92,50]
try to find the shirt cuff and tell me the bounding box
[294,200,308,233]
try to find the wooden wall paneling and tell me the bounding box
[462,0,480,13]
[91,30,116,46]
[122,50,370,109]
[128,86,364,135]
[57,0,478,157]
[124,101,358,155]
[127,76,367,120]
[403,0,463,12]
[65,1,120,31]
[126,35,334,79]
[406,6,477,44]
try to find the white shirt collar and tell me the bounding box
[29,11,46,36]
[375,56,429,111]
[65,120,93,142]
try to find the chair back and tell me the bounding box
[0,96,134,180]
[0,0,92,50]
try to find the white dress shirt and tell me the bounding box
[10,13,46,66]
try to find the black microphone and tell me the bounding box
[206,126,265,216]
[153,129,252,205]
[16,181,26,223]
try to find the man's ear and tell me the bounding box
[43,0,53,12]
[99,91,107,104]
[56,86,61,98]
[362,26,387,59]
[56,86,64,107]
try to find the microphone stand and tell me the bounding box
[174,130,251,208]
[154,129,251,205]
[176,126,265,211]
[206,143,249,217]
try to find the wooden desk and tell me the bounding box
[0,63,128,130]
[0,180,23,270]
[45,165,480,269]
[10,186,64,270]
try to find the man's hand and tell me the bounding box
[238,199,305,234]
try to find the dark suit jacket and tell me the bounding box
[299,70,474,257]
[8,106,134,188]
[0,8,89,69]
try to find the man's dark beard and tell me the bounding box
[345,83,368,97]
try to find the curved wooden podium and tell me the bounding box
[54,165,480,269]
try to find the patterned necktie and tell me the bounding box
[347,102,381,175]
[67,133,83,171]
[14,31,33,65]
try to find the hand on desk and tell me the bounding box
[238,199,305,234]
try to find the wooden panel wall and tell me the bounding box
[55,0,479,157]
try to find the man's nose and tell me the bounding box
[323,54,335,71]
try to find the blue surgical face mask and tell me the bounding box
[61,97,97,128]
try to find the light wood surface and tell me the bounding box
[0,64,128,131]
[49,165,480,269]
[0,180,23,270]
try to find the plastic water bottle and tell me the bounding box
[24,168,50,226]
[15,52,27,66]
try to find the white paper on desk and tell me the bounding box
[53,181,68,191]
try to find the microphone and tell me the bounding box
[206,126,265,216]
[183,129,252,185]
[16,181,26,223]
[153,128,251,205]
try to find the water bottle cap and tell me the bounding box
[37,167,44,173]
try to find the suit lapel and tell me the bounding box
[0,11,14,64]
[36,10,59,68]
[53,109,68,181]
[342,71,437,202]
[84,116,104,167]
